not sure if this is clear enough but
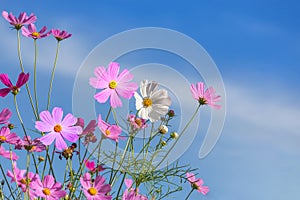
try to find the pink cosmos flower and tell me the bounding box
[2,11,36,30]
[0,108,12,124]
[21,23,51,39]
[0,72,29,97]
[190,82,221,109]
[128,114,148,131]
[186,172,209,195]
[80,172,112,200]
[98,114,122,142]
[89,62,138,108]
[35,107,82,150]
[31,174,66,199]
[0,146,18,160]
[51,29,72,41]
[0,126,20,145]
[76,118,98,145]
[122,178,148,200]
[7,162,37,192]
[16,136,46,152]
[85,160,105,173]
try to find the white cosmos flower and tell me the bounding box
[134,80,171,122]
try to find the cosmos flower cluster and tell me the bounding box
[0,10,220,200]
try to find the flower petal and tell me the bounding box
[52,107,63,124]
[107,62,120,80]
[40,132,56,146]
[43,175,55,188]
[94,88,112,104]
[0,74,13,88]
[54,134,68,150]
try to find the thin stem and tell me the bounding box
[33,39,39,115]
[185,188,195,200]
[115,172,127,199]
[0,164,16,200]
[9,145,21,197]
[155,105,201,168]
[16,30,38,119]
[47,41,60,110]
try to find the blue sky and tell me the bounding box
[0,1,300,199]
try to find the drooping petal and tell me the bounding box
[0,74,13,88]
[15,72,29,88]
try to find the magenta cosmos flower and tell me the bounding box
[0,146,18,160]
[98,114,122,142]
[0,72,29,97]
[16,136,46,152]
[0,126,20,145]
[76,118,98,145]
[186,172,209,195]
[51,29,72,41]
[2,11,36,30]
[7,162,37,192]
[85,160,105,173]
[89,62,138,108]
[190,82,221,109]
[35,107,82,150]
[128,114,148,131]
[31,174,66,199]
[122,178,148,200]
[0,108,12,124]
[21,23,51,39]
[80,172,112,200]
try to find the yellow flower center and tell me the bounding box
[143,98,152,107]
[20,178,27,184]
[88,187,98,196]
[105,130,111,136]
[42,188,51,196]
[109,80,117,89]
[54,124,62,132]
[135,118,142,127]
[0,136,6,141]
[198,97,207,105]
[31,32,40,37]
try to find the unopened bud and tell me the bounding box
[8,123,14,130]
[38,156,45,162]
[167,110,175,117]
[158,125,168,134]
[161,141,167,146]
[170,132,179,139]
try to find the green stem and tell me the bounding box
[16,30,38,120]
[0,164,16,200]
[47,41,60,110]
[185,188,195,200]
[8,145,21,197]
[115,172,127,199]
[33,39,39,115]
[155,105,201,168]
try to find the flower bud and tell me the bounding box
[8,123,14,130]
[168,110,175,117]
[158,125,168,134]
[161,141,167,146]
[38,156,45,162]
[170,132,179,139]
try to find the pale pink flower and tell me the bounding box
[31,174,66,199]
[0,108,12,124]
[128,114,147,131]
[0,72,29,97]
[98,114,122,142]
[190,82,221,109]
[0,126,20,145]
[2,11,36,30]
[186,172,209,195]
[122,178,148,200]
[51,29,72,41]
[7,162,37,192]
[80,172,112,200]
[89,62,138,108]
[35,107,82,150]
[21,23,51,39]
[0,146,18,160]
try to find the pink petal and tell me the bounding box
[2,11,9,22]
[0,88,11,97]
[40,132,56,146]
[61,113,77,127]
[0,74,13,88]
[116,69,134,83]
[61,129,79,142]
[52,107,63,124]
[89,77,107,89]
[16,72,29,88]
[94,66,110,82]
[43,175,55,188]
[54,134,68,150]
[21,27,31,37]
[107,62,120,80]
[94,88,112,103]
[39,26,47,34]
[110,91,122,108]
[97,114,109,132]
[28,23,36,32]
[116,82,138,99]
[125,178,133,188]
